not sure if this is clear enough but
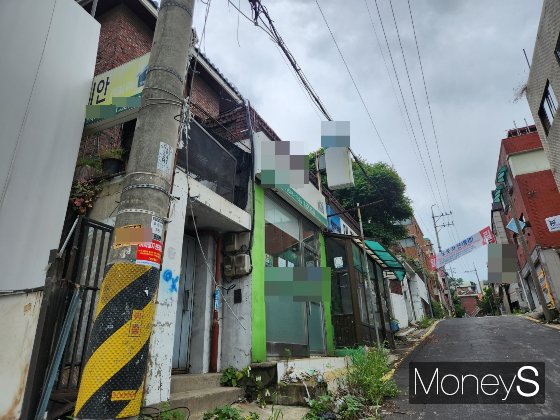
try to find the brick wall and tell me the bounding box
[189,77,220,119]
[526,0,560,192]
[79,4,154,159]
[458,295,479,317]
[95,4,153,75]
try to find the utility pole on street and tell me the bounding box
[465,263,495,315]
[75,0,195,417]
[431,204,454,316]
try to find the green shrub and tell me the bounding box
[100,147,124,160]
[346,347,399,406]
[338,394,364,419]
[76,155,102,170]
[431,300,445,319]
[202,405,243,420]
[304,394,335,419]
[418,317,433,329]
[220,367,247,387]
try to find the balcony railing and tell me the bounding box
[178,120,237,203]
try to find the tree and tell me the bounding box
[453,294,466,318]
[314,153,413,245]
[447,276,463,294]
[478,286,500,316]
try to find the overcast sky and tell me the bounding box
[193,0,543,286]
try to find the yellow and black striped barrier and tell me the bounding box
[75,262,159,418]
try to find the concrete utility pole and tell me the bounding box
[430,204,454,316]
[500,184,554,322]
[75,0,195,418]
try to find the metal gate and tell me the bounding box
[52,217,113,402]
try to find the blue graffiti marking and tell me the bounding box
[162,269,179,293]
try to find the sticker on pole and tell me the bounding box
[157,141,173,176]
[136,240,163,269]
[151,216,164,241]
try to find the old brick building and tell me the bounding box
[491,125,560,313]
[394,217,449,311]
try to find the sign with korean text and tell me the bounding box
[136,240,163,269]
[432,226,496,269]
[84,53,150,132]
[545,215,560,232]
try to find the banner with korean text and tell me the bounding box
[429,226,496,269]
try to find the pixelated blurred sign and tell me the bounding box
[324,147,355,190]
[506,218,526,233]
[254,132,327,227]
[84,52,150,133]
[321,121,354,190]
[433,226,496,268]
[545,215,560,232]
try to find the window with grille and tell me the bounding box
[538,81,558,135]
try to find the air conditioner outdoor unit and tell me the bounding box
[234,254,251,276]
[224,255,235,277]
[224,232,251,253]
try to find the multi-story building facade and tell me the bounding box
[491,125,560,314]
[527,0,560,193]
[394,217,451,314]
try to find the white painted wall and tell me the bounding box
[220,273,252,369]
[408,273,429,321]
[390,292,409,329]
[0,0,99,290]
[0,293,42,419]
[144,170,189,405]
[508,149,550,177]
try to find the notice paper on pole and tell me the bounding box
[430,226,496,269]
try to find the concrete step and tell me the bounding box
[170,373,222,393]
[169,386,243,419]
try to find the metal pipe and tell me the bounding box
[210,237,221,372]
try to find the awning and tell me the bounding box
[496,165,508,183]
[365,240,406,281]
[493,184,504,203]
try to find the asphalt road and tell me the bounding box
[387,316,560,419]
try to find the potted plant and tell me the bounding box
[99,147,124,175]
[70,179,103,214]
[75,155,102,181]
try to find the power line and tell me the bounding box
[371,0,439,207]
[388,0,445,210]
[314,0,394,166]
[407,0,452,212]
[362,0,424,171]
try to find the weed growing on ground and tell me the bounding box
[304,394,335,419]
[418,316,433,329]
[337,394,364,419]
[203,405,244,420]
[346,347,399,406]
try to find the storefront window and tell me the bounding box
[264,193,324,355]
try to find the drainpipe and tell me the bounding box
[210,237,221,372]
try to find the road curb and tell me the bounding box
[384,319,440,380]
[522,315,560,330]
